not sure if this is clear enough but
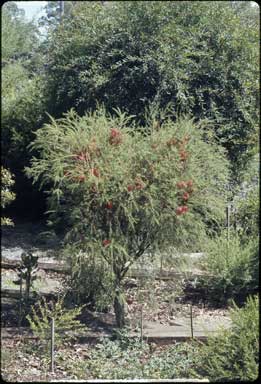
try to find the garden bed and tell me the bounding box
[1,223,231,382]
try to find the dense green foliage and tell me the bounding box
[27,296,85,347]
[1,2,38,63]
[195,295,259,381]
[199,232,258,305]
[44,1,259,174]
[26,108,229,325]
[232,154,259,241]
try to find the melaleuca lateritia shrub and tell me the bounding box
[26,107,229,326]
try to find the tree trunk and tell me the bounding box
[114,288,126,328]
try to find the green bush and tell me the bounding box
[200,231,258,304]
[195,295,259,381]
[234,186,259,241]
[26,295,86,347]
[231,153,259,241]
[62,246,115,311]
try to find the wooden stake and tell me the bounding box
[140,305,143,343]
[50,318,55,373]
[190,304,194,339]
[18,278,23,332]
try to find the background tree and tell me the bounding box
[26,108,229,327]
[1,1,46,218]
[43,1,259,178]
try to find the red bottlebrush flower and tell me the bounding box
[110,128,120,138]
[91,168,100,177]
[187,180,193,188]
[177,181,186,189]
[176,206,184,215]
[102,239,111,247]
[109,128,122,145]
[78,175,85,182]
[127,185,134,192]
[179,150,188,161]
[106,201,113,209]
[182,192,190,201]
[176,205,189,215]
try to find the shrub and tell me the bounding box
[26,295,86,347]
[234,186,259,241]
[195,295,259,381]
[26,107,229,326]
[199,231,258,304]
[62,246,115,312]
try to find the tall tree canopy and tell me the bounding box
[43,1,259,175]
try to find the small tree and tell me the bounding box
[26,108,228,327]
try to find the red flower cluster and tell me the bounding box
[127,184,135,192]
[176,180,193,190]
[102,239,111,247]
[106,201,113,209]
[182,192,190,201]
[90,168,100,177]
[109,128,122,145]
[176,206,189,215]
[179,150,188,161]
[127,178,145,192]
[78,175,86,182]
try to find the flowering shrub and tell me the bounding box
[27,107,228,326]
